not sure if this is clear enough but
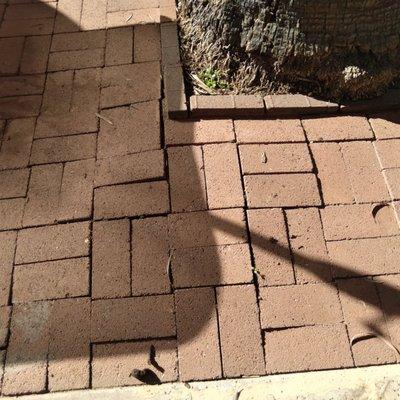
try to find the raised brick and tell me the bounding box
[285,208,331,283]
[48,48,104,71]
[172,243,252,288]
[97,102,160,158]
[92,219,131,299]
[41,71,73,115]
[384,169,400,200]
[58,159,94,221]
[92,340,177,388]
[168,208,247,249]
[134,24,161,62]
[51,30,106,52]
[30,134,96,165]
[321,203,399,241]
[80,0,106,30]
[91,295,175,342]
[107,0,159,11]
[165,118,234,145]
[247,209,294,286]
[235,119,305,143]
[12,258,89,303]
[203,143,244,209]
[48,298,90,392]
[375,274,400,350]
[23,164,63,227]
[94,181,169,219]
[15,222,90,264]
[369,113,400,140]
[100,62,160,108]
[338,278,396,366]
[4,2,56,19]
[20,35,51,74]
[54,0,82,33]
[0,118,35,169]
[0,198,24,230]
[217,284,265,377]
[0,306,10,348]
[107,8,160,28]
[131,217,170,295]
[260,283,342,329]
[244,173,321,208]
[175,287,221,381]
[340,141,391,203]
[105,27,133,66]
[239,143,313,174]
[0,18,53,37]
[95,150,164,187]
[35,112,98,138]
[264,324,353,373]
[0,37,24,74]
[0,169,29,199]
[2,302,51,395]
[0,75,45,98]
[374,139,400,169]
[310,142,354,205]
[327,236,400,277]
[0,232,16,305]
[0,95,41,119]
[303,116,373,142]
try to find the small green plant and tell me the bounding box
[198,68,229,90]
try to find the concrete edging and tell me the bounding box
[4,364,400,400]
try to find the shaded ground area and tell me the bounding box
[0,0,400,397]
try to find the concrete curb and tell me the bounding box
[4,364,400,400]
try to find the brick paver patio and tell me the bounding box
[0,0,400,396]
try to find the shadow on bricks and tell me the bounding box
[0,1,400,396]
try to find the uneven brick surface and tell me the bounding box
[91,295,175,342]
[13,258,89,303]
[264,324,353,373]
[235,119,305,143]
[244,173,321,208]
[203,143,244,209]
[320,203,399,241]
[1,4,399,393]
[259,283,342,329]
[239,143,313,174]
[92,219,130,299]
[97,102,160,158]
[303,116,373,142]
[286,208,331,283]
[172,244,253,288]
[94,181,169,219]
[132,217,170,295]
[337,278,396,366]
[168,146,207,212]
[175,287,221,381]
[216,285,265,377]
[92,340,177,388]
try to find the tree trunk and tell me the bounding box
[178,0,400,100]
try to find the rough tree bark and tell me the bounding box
[179,0,400,100]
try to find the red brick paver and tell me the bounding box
[1,3,399,394]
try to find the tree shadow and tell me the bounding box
[0,1,399,396]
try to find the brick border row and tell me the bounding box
[161,18,400,119]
